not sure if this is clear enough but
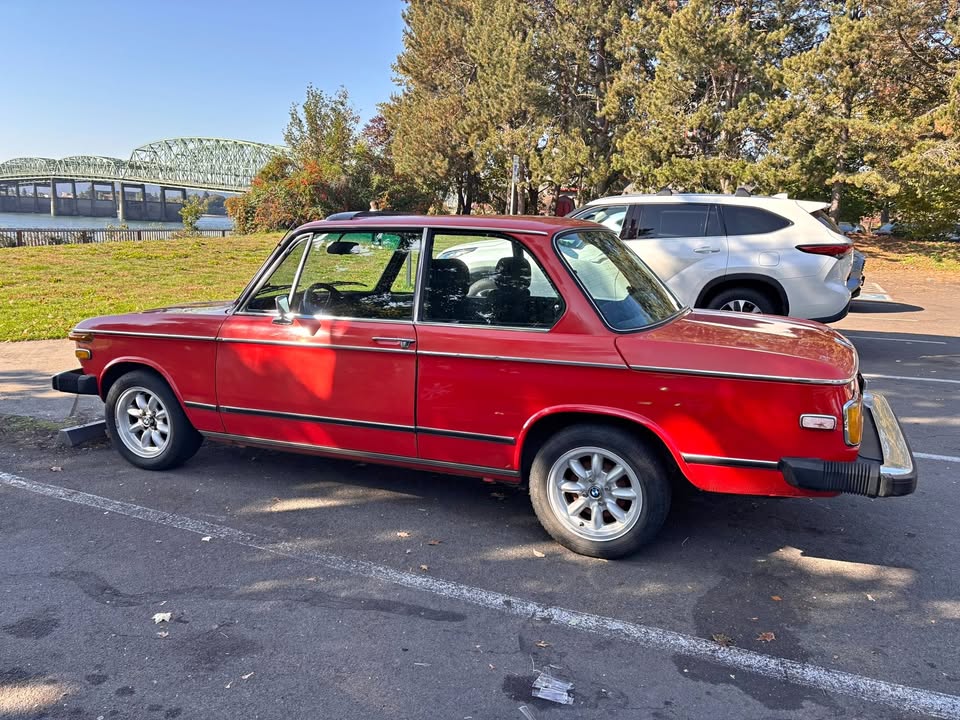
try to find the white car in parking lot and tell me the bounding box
[569,192,863,322]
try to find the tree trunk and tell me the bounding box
[527,185,539,215]
[829,180,843,222]
[463,172,475,215]
[455,175,465,215]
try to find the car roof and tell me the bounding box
[582,193,829,213]
[297,214,599,236]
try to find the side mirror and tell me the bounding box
[273,295,294,325]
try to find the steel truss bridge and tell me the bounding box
[0,137,286,193]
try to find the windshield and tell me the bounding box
[555,229,682,331]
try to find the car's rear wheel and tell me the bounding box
[528,424,671,558]
[105,370,202,470]
[706,287,777,314]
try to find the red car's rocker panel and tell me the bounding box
[52,214,916,558]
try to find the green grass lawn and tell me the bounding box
[0,233,283,341]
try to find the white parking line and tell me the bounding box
[2,471,960,719]
[845,335,948,345]
[915,452,960,464]
[863,373,960,385]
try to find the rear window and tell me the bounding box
[555,229,682,331]
[723,206,793,235]
[812,209,841,234]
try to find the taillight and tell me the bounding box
[796,244,852,258]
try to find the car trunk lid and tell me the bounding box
[614,310,858,384]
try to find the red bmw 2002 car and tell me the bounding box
[53,214,916,558]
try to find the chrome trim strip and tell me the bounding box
[201,431,521,477]
[415,321,553,334]
[412,227,430,323]
[88,329,218,342]
[288,230,314,306]
[184,401,218,412]
[219,405,416,433]
[682,453,780,470]
[629,364,853,386]
[419,350,626,369]
[217,337,412,353]
[233,311,415,324]
[864,392,915,481]
[416,426,515,445]
[424,224,548,236]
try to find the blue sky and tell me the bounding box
[0,0,406,161]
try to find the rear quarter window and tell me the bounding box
[722,206,793,235]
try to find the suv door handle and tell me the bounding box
[372,337,416,349]
[694,246,720,254]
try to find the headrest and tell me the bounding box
[493,256,531,290]
[430,258,470,293]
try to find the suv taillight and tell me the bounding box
[796,244,852,259]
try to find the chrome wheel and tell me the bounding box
[114,386,171,458]
[720,299,764,313]
[546,446,642,542]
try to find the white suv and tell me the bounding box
[569,192,863,322]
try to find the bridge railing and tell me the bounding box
[0,227,231,247]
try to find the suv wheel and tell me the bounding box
[707,287,777,314]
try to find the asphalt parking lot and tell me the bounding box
[1,274,958,720]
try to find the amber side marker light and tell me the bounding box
[68,331,93,342]
[843,398,864,446]
[75,348,92,361]
[800,414,837,431]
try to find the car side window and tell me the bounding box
[722,206,792,235]
[573,205,628,235]
[244,234,311,313]
[423,233,564,329]
[244,230,422,321]
[636,204,718,238]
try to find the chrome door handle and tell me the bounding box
[372,337,416,349]
[694,246,720,254]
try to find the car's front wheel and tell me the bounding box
[105,369,202,470]
[528,424,672,558]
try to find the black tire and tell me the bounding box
[104,370,202,471]
[705,287,778,314]
[528,424,672,558]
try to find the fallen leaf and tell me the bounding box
[224,681,233,689]
[152,612,172,624]
[241,672,254,680]
[419,564,429,572]
[156,631,169,638]
[427,539,442,545]
[866,594,876,602]
[711,633,734,647]
[488,663,495,670]
[201,536,212,542]
[771,595,782,602]
[757,632,776,642]
[535,640,551,648]
[396,531,411,538]
[50,466,62,472]
[533,550,546,558]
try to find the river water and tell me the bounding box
[0,212,233,231]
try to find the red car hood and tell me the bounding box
[75,301,234,336]
[615,310,858,384]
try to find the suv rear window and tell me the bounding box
[723,206,792,235]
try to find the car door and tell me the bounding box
[623,203,727,306]
[215,228,422,458]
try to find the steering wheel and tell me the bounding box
[302,282,344,315]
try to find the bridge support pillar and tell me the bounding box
[117,183,125,222]
[50,179,57,216]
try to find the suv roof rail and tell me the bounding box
[323,210,405,221]
[734,186,752,197]
[655,187,673,196]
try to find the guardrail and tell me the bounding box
[0,227,231,247]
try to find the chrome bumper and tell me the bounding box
[779,391,917,498]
